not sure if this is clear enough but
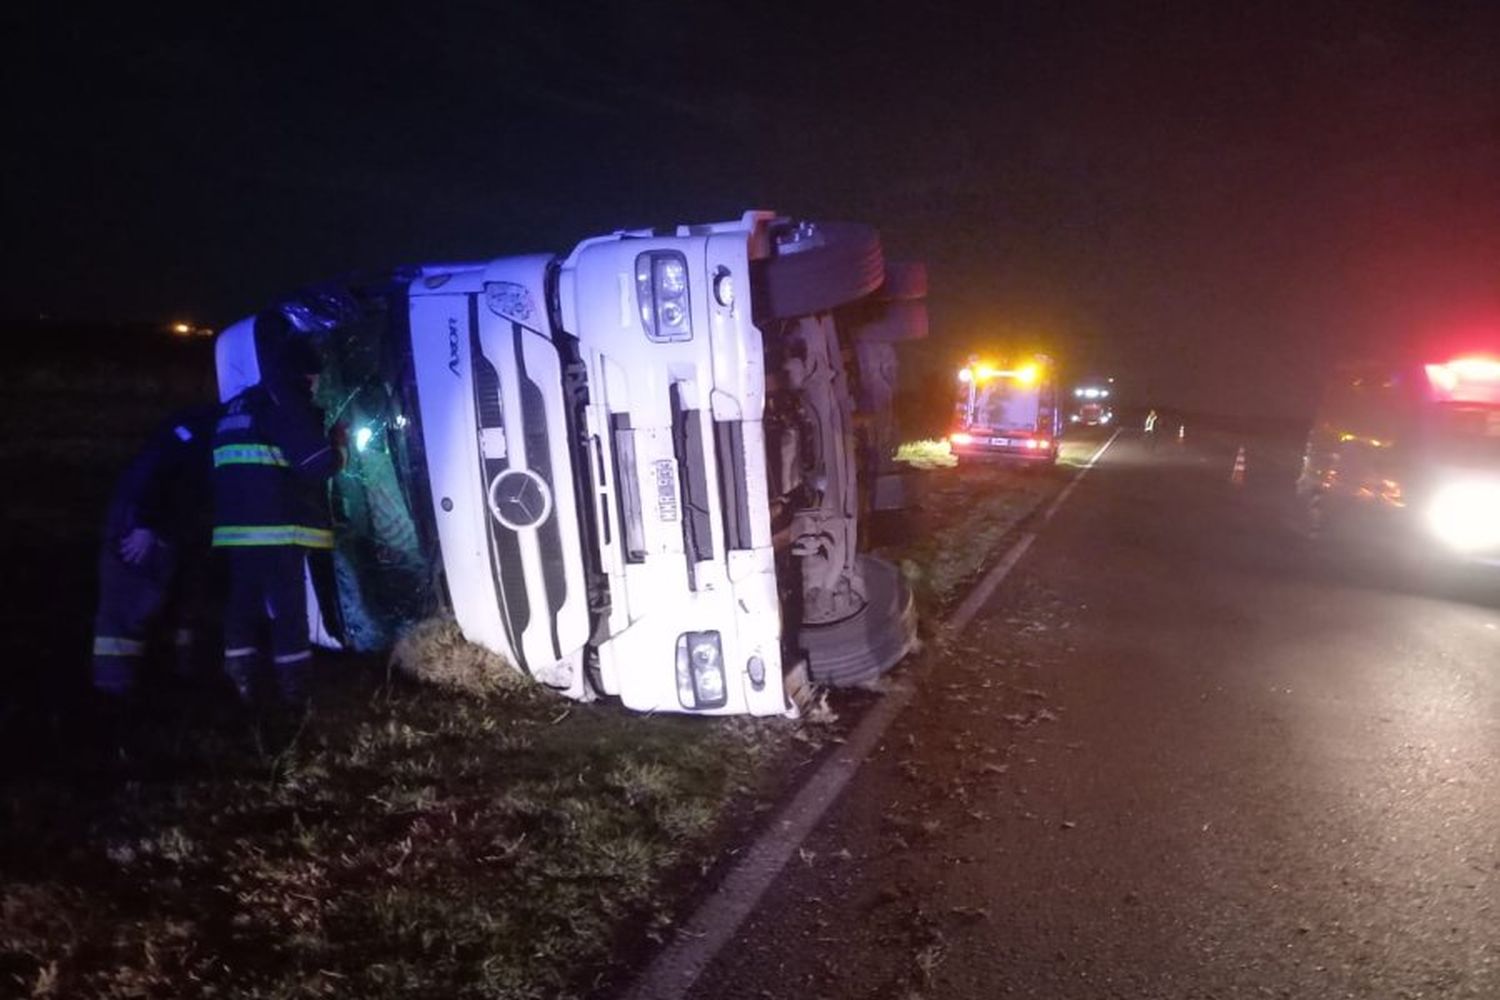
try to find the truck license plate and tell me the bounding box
[989,437,1013,446]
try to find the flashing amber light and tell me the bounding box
[960,359,1045,384]
[950,431,974,446]
[171,322,192,336]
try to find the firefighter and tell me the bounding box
[91,402,219,699]
[212,314,343,706]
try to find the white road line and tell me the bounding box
[619,427,1120,1000]
[1046,428,1122,522]
[947,428,1119,632]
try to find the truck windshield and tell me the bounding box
[313,298,439,650]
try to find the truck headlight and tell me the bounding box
[675,630,727,709]
[636,251,693,343]
[1427,479,1500,552]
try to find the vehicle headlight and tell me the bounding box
[675,630,727,709]
[1426,479,1500,551]
[713,267,735,309]
[746,654,766,690]
[636,251,693,343]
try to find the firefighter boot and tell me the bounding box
[273,651,311,708]
[223,649,257,705]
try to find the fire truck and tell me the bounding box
[1298,352,1500,566]
[948,355,1060,464]
[1068,376,1115,427]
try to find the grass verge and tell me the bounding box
[0,669,812,999]
[1,344,1065,998]
[881,455,1064,614]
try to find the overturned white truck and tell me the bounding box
[215,211,927,716]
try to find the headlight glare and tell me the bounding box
[1427,479,1500,551]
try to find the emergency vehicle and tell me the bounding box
[947,355,1061,463]
[1298,352,1500,565]
[215,212,925,716]
[1068,377,1114,427]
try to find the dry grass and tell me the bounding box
[894,438,958,470]
[0,673,808,999]
[880,461,1059,612]
[389,615,532,696]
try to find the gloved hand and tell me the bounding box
[119,527,158,566]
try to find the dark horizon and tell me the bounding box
[7,2,1499,418]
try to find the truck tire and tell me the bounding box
[851,299,929,342]
[802,555,917,686]
[757,221,885,319]
[878,261,928,300]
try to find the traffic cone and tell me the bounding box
[1230,446,1246,486]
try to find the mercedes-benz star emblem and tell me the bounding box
[488,468,552,531]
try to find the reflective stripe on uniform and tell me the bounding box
[93,636,146,656]
[213,443,289,468]
[274,650,312,665]
[225,646,259,659]
[211,525,335,549]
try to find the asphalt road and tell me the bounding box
[680,430,1500,999]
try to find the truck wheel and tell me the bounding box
[802,555,917,686]
[878,261,928,300]
[757,221,885,319]
[850,299,929,342]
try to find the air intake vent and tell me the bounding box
[472,346,504,428]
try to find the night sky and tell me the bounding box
[7,2,1500,417]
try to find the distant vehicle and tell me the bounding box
[1068,377,1114,427]
[948,355,1060,464]
[1297,353,1500,565]
[215,212,926,716]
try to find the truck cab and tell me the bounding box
[215,212,924,715]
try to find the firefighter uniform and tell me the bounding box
[91,404,219,697]
[212,344,340,705]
